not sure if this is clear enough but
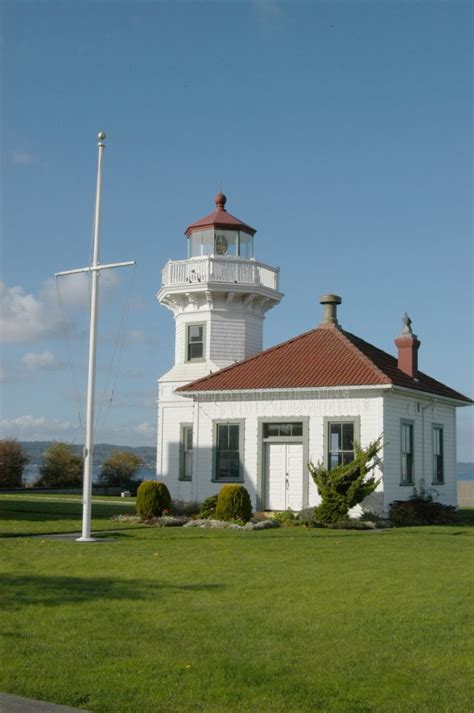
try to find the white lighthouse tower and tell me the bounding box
[156,193,283,499]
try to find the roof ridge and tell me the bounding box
[177,325,320,391]
[340,330,393,383]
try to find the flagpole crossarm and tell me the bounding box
[55,261,136,278]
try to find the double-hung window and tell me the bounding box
[432,426,444,484]
[180,425,193,481]
[214,422,242,481]
[187,324,205,361]
[327,421,356,469]
[401,421,414,484]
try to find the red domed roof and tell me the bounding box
[184,194,256,237]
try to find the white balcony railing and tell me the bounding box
[161,257,280,292]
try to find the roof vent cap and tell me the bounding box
[319,294,342,327]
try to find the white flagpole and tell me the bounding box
[77,131,106,542]
[56,131,135,542]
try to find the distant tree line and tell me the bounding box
[0,439,144,490]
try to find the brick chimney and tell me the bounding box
[319,294,342,327]
[394,312,421,378]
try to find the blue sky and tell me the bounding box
[1,0,472,458]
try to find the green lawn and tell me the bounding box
[0,503,473,713]
[0,493,139,536]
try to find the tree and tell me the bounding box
[98,451,143,489]
[0,439,29,488]
[36,442,83,488]
[308,436,383,525]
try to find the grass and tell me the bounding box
[0,493,139,536]
[0,498,473,712]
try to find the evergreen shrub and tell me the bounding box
[136,480,171,520]
[389,498,457,526]
[198,494,218,519]
[309,436,382,525]
[215,484,252,522]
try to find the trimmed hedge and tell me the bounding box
[389,498,457,526]
[215,484,252,523]
[136,480,171,520]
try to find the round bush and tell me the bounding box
[136,480,171,520]
[215,484,252,523]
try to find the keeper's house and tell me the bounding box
[156,194,471,513]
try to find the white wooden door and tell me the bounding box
[265,443,303,511]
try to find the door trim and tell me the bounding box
[257,417,309,511]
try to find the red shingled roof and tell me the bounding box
[177,325,471,402]
[184,194,256,237]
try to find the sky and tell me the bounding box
[1,0,473,459]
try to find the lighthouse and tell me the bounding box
[156,193,283,499]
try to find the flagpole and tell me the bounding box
[55,132,135,542]
[76,131,106,542]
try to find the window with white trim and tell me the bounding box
[401,421,414,484]
[432,426,444,484]
[180,425,193,481]
[186,324,205,361]
[214,422,241,481]
[327,421,356,469]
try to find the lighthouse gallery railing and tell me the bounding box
[161,257,280,291]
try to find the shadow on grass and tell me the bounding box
[0,573,224,609]
[0,499,135,519]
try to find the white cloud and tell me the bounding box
[42,270,120,310]
[0,414,155,446]
[22,351,61,370]
[0,272,121,344]
[11,149,35,166]
[0,281,66,342]
[0,415,81,441]
[133,421,155,437]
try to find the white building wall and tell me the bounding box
[383,391,457,507]
[210,311,263,366]
[158,384,460,512]
[156,382,195,502]
[188,390,385,510]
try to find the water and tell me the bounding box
[23,465,154,485]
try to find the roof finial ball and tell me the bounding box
[98,131,106,143]
[215,192,227,211]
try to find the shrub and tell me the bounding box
[273,510,299,527]
[215,484,252,523]
[198,494,218,519]
[0,439,29,488]
[36,442,82,488]
[136,480,171,520]
[309,436,382,525]
[389,498,457,526]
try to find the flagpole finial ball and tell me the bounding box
[98,131,106,141]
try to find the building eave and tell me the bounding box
[178,383,393,399]
[389,385,473,407]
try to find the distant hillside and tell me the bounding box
[19,441,156,469]
[17,442,472,478]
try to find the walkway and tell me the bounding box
[0,692,90,712]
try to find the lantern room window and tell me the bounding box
[188,229,254,259]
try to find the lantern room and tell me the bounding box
[184,193,256,259]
